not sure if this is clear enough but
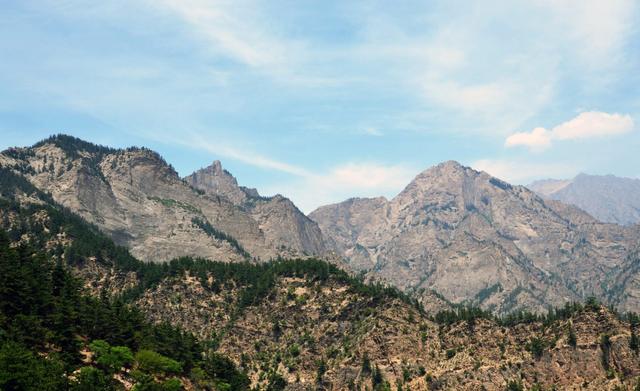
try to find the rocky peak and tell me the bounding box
[184,160,249,205]
[311,160,640,314]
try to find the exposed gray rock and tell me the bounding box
[311,161,640,313]
[529,173,640,225]
[185,161,326,257]
[1,135,326,263]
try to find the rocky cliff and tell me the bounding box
[0,135,326,263]
[185,161,326,257]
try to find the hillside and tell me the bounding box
[529,174,640,226]
[1,182,640,389]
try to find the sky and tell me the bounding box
[1,0,639,212]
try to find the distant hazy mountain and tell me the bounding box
[528,173,640,225]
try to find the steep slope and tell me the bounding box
[0,135,325,262]
[185,161,326,256]
[311,161,640,314]
[529,173,640,225]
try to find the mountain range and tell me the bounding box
[0,135,326,264]
[2,135,640,315]
[528,173,640,226]
[2,135,640,389]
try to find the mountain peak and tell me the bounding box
[419,160,473,178]
[212,160,224,175]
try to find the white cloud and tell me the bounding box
[505,127,551,151]
[552,111,634,140]
[472,159,577,184]
[505,111,634,151]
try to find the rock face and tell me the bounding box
[311,161,640,313]
[185,160,326,257]
[0,135,326,262]
[529,173,640,225]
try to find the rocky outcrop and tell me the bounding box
[311,161,640,313]
[185,160,326,257]
[0,135,326,262]
[529,173,640,225]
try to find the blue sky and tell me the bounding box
[1,0,639,212]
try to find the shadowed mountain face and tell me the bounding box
[0,135,326,263]
[311,161,640,314]
[529,173,640,226]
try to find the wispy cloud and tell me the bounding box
[505,111,634,151]
[537,0,637,69]
[147,131,312,177]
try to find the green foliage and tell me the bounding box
[526,337,546,360]
[161,378,182,391]
[361,353,372,375]
[135,349,182,375]
[446,349,456,359]
[288,343,301,357]
[0,225,247,389]
[148,196,201,214]
[506,380,524,391]
[601,334,612,369]
[0,340,68,390]
[631,329,639,353]
[568,325,577,348]
[191,217,250,259]
[316,359,327,384]
[90,340,133,373]
[71,366,110,391]
[202,353,250,390]
[433,300,590,328]
[267,372,287,390]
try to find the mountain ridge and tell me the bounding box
[528,173,640,225]
[0,134,327,263]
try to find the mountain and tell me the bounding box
[310,161,640,314]
[4,137,640,316]
[185,160,326,257]
[1,178,639,390]
[0,135,326,263]
[529,173,640,226]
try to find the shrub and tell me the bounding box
[568,326,577,348]
[90,340,134,373]
[135,350,182,375]
[526,337,545,360]
[289,343,301,357]
[72,367,109,390]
